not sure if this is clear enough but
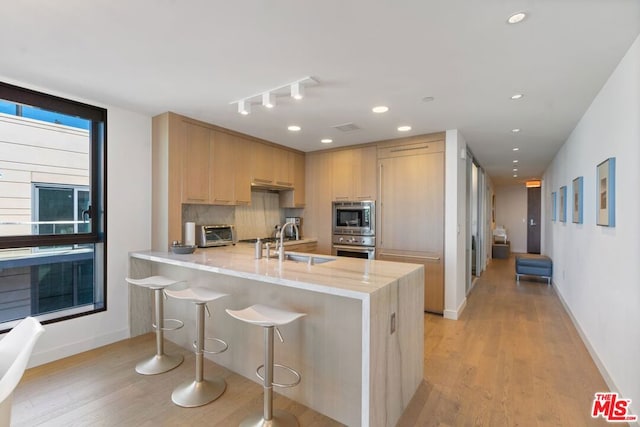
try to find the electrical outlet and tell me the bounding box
[390,312,396,334]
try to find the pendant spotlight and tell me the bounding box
[262,92,276,109]
[231,76,317,115]
[238,100,251,115]
[291,81,304,100]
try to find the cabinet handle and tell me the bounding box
[357,196,372,200]
[379,162,383,246]
[381,252,441,261]
[214,199,230,203]
[335,196,349,200]
[253,178,273,184]
[276,181,293,186]
[390,145,428,153]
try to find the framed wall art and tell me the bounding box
[559,185,567,223]
[551,191,557,222]
[597,157,616,227]
[572,176,583,224]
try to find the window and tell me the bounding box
[0,82,106,331]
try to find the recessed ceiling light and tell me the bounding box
[513,147,520,151]
[511,93,524,100]
[512,128,521,133]
[287,125,301,132]
[422,96,435,103]
[321,138,333,144]
[513,160,519,163]
[513,174,518,178]
[507,12,527,24]
[372,106,389,113]
[513,168,518,172]
[397,125,412,132]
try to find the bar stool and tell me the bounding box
[226,304,306,427]
[164,287,229,407]
[125,276,184,375]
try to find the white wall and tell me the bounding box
[543,34,640,414]
[494,184,528,253]
[444,129,468,319]
[0,77,152,366]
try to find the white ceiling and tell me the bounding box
[2,1,639,185]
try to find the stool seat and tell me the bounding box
[164,287,227,303]
[126,275,183,289]
[226,304,305,327]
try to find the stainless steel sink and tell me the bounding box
[284,253,335,265]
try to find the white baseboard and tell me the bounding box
[29,328,130,368]
[553,285,625,402]
[554,286,640,425]
[443,297,467,320]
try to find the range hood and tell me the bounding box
[250,181,293,192]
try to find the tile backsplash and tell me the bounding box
[182,191,285,240]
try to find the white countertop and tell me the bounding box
[130,243,421,300]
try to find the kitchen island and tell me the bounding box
[129,244,424,427]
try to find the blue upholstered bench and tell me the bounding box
[515,255,553,285]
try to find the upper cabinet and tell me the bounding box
[250,142,275,186]
[331,146,377,201]
[210,130,237,205]
[181,122,211,204]
[251,143,296,189]
[280,151,305,208]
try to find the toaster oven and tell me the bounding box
[196,224,236,247]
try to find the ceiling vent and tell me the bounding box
[332,122,361,132]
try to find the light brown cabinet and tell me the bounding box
[273,147,294,187]
[331,146,377,201]
[233,137,252,205]
[152,112,306,250]
[304,150,334,254]
[210,131,236,205]
[377,138,445,313]
[250,142,275,185]
[181,122,211,204]
[280,151,306,208]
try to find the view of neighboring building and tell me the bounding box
[0,103,97,324]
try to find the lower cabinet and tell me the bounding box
[285,241,318,253]
[377,251,444,314]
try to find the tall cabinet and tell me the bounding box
[377,138,445,314]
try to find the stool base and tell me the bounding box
[171,377,226,408]
[135,353,183,375]
[240,409,299,427]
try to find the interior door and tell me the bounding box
[527,187,541,254]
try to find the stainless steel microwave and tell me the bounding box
[332,201,375,236]
[196,224,236,247]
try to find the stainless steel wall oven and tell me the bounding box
[332,201,375,259]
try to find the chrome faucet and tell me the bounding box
[278,222,299,262]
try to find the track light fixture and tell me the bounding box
[238,100,251,115]
[291,82,304,100]
[262,92,276,109]
[231,76,317,115]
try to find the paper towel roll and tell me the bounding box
[184,222,196,246]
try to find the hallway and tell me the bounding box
[398,256,611,426]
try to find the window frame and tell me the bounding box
[0,81,107,330]
[0,81,107,250]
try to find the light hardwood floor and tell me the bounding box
[13,256,611,426]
